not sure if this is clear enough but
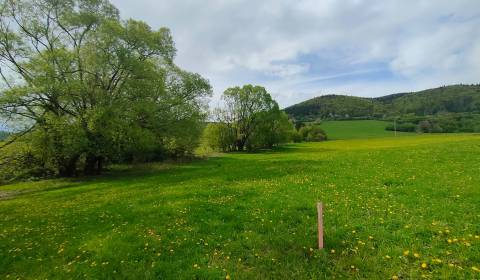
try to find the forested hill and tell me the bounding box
[284,84,480,121]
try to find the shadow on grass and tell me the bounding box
[1,154,329,202]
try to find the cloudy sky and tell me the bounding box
[112,0,480,108]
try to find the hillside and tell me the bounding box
[284,84,480,121]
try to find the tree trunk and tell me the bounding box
[59,155,79,177]
[84,154,105,175]
[84,154,97,176]
[96,156,104,175]
[236,139,245,151]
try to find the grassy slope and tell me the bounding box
[320,120,412,140]
[1,134,480,279]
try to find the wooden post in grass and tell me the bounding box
[317,202,324,249]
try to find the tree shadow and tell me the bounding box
[1,154,329,202]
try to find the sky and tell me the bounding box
[110,0,480,108]
[1,1,478,130]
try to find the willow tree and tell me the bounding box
[0,0,211,176]
[211,85,294,151]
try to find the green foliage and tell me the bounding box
[385,113,480,133]
[285,84,480,122]
[0,0,211,177]
[381,85,480,116]
[212,85,295,152]
[0,135,56,184]
[1,134,479,279]
[298,124,327,142]
[285,95,383,121]
[319,120,411,140]
[200,123,236,152]
[248,110,294,150]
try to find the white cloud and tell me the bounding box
[111,0,480,107]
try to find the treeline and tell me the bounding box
[386,113,480,133]
[284,95,383,121]
[0,0,325,183]
[381,85,480,116]
[285,84,480,122]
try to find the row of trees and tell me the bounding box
[386,113,480,133]
[0,0,327,182]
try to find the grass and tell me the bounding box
[320,120,412,139]
[1,134,480,279]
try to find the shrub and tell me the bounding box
[200,123,236,152]
[298,125,327,142]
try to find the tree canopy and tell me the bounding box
[203,85,294,152]
[0,0,211,178]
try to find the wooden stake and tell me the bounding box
[317,202,324,249]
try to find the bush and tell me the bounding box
[386,122,416,132]
[200,123,236,152]
[298,125,327,142]
[291,130,303,143]
[248,111,295,150]
[0,137,55,184]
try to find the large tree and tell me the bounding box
[0,0,211,176]
[212,85,294,151]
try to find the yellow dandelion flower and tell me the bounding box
[330,249,335,253]
[421,263,428,269]
[225,275,231,280]
[414,253,420,258]
[385,255,391,260]
[434,258,442,264]
[392,276,399,280]
[472,266,480,272]
[403,250,410,256]
[447,239,452,244]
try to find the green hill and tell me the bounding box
[284,84,480,121]
[284,95,383,120]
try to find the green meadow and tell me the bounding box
[1,133,480,279]
[320,120,412,140]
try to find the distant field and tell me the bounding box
[320,120,412,139]
[1,134,480,279]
